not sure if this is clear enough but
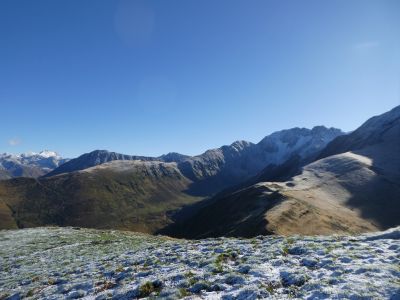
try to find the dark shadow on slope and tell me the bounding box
[159,154,319,238]
[342,118,400,229]
[341,149,400,229]
[343,174,400,229]
[181,154,304,197]
[319,106,400,159]
[158,184,284,239]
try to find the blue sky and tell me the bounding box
[1,0,399,158]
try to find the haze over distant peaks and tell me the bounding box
[0,150,68,179]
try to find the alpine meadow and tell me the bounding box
[0,1,399,299]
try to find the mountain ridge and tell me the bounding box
[2,106,398,237]
[0,150,68,179]
[0,125,344,232]
[163,105,400,238]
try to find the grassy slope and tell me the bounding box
[168,149,399,238]
[0,161,202,233]
[166,114,400,238]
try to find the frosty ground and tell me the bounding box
[0,227,399,299]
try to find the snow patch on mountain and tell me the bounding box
[0,150,68,178]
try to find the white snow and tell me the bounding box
[0,150,67,176]
[0,227,399,299]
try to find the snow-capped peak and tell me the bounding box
[19,150,60,158]
[38,150,59,158]
[0,150,68,178]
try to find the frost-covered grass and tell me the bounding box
[0,227,399,299]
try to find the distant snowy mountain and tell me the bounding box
[177,126,344,194]
[0,125,343,232]
[258,126,344,165]
[1,107,398,236]
[0,151,68,179]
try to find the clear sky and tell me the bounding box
[1,0,399,158]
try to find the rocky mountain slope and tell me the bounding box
[0,160,201,233]
[1,226,399,299]
[0,127,343,232]
[45,151,192,178]
[0,151,68,179]
[319,105,400,159]
[165,106,400,238]
[44,126,343,196]
[43,150,157,177]
[176,126,343,195]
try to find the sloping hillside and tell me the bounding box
[0,126,342,232]
[0,160,201,232]
[177,127,343,195]
[319,105,400,159]
[44,127,343,197]
[165,106,400,238]
[43,150,157,177]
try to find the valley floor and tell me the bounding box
[0,227,399,300]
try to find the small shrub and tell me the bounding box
[115,265,124,273]
[213,262,223,274]
[138,280,162,298]
[282,245,289,256]
[286,237,295,245]
[139,282,155,298]
[184,271,194,278]
[188,277,197,286]
[178,288,190,298]
[262,282,281,294]
[215,251,238,265]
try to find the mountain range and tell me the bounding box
[0,126,343,232]
[163,105,400,238]
[0,151,68,180]
[0,106,399,237]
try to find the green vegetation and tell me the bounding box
[260,282,281,294]
[138,281,162,298]
[215,251,238,264]
[184,271,195,278]
[188,277,197,286]
[282,245,290,256]
[213,250,239,274]
[115,265,124,273]
[26,290,35,297]
[0,164,203,233]
[138,282,155,298]
[178,288,190,298]
[286,237,295,245]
